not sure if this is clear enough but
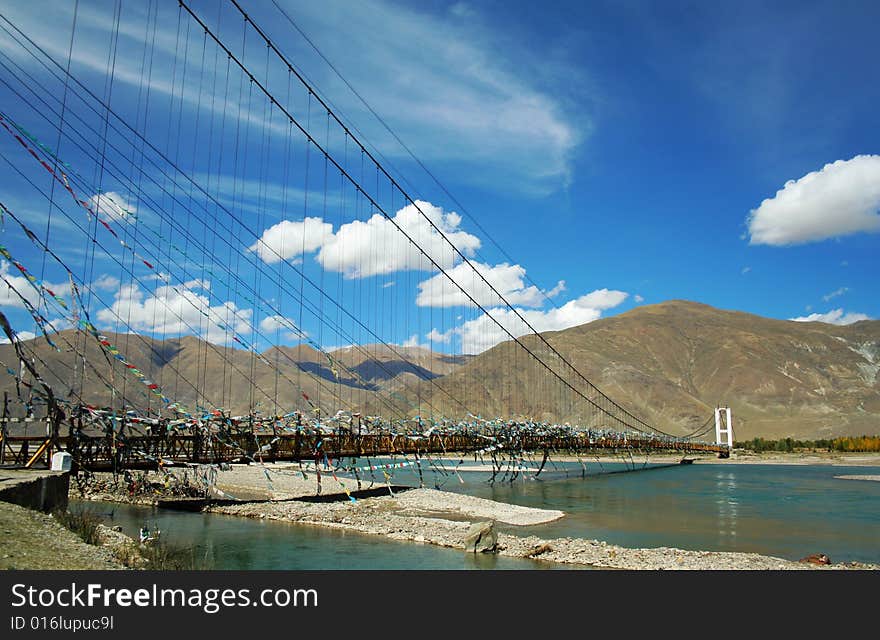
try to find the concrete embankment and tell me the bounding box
[0,469,70,512]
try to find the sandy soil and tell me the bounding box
[391,488,563,525]
[834,475,880,482]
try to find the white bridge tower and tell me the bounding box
[714,406,734,452]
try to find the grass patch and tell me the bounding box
[53,507,102,546]
[138,540,213,570]
[53,506,212,570]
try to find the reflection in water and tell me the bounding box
[715,471,738,540]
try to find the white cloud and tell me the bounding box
[415,261,564,308]
[634,294,644,303]
[283,0,584,193]
[432,288,628,353]
[92,274,120,291]
[2,0,585,196]
[259,314,305,342]
[402,334,421,348]
[0,329,36,344]
[250,201,480,278]
[822,287,849,302]
[96,281,252,345]
[789,308,870,325]
[249,217,334,264]
[44,317,71,333]
[316,200,480,278]
[0,261,70,310]
[449,2,476,19]
[0,261,41,309]
[747,155,880,245]
[741,266,751,275]
[426,328,451,344]
[88,191,136,222]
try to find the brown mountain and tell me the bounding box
[3,301,878,439]
[425,300,880,439]
[0,330,466,420]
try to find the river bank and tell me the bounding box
[68,465,879,570]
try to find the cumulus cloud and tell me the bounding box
[0,261,41,309]
[402,334,421,348]
[89,191,136,222]
[431,288,628,353]
[92,274,120,291]
[317,201,480,278]
[0,261,70,310]
[789,308,870,325]
[96,280,252,345]
[249,217,333,264]
[634,294,645,303]
[43,317,71,333]
[0,330,37,344]
[426,328,451,344]
[416,261,564,308]
[259,314,306,342]
[747,155,880,245]
[822,287,849,302]
[250,201,480,279]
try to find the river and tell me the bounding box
[82,461,880,568]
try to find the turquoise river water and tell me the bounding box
[84,460,880,569]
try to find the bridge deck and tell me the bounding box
[2,428,728,471]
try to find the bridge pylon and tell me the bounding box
[714,406,734,457]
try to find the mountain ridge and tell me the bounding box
[426,300,880,438]
[1,300,877,438]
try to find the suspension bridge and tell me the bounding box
[0,0,732,480]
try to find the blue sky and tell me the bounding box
[0,0,878,357]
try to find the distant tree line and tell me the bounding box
[736,435,880,453]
